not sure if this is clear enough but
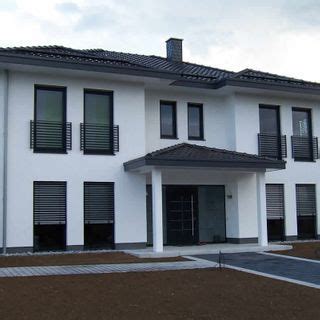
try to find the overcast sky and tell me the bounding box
[0,0,320,81]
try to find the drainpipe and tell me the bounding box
[2,70,9,254]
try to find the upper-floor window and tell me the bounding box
[160,100,177,139]
[82,89,114,155]
[292,108,312,138]
[188,103,204,140]
[292,108,315,161]
[32,85,70,153]
[258,104,286,160]
[259,105,280,135]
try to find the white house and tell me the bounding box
[0,38,319,253]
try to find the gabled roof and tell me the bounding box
[0,45,319,93]
[123,143,286,171]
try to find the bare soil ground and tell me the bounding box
[0,252,186,268]
[0,269,319,320]
[274,242,320,260]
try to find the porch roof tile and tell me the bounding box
[123,143,286,171]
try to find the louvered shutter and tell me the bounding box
[34,181,66,225]
[84,182,114,224]
[296,184,316,217]
[266,184,285,219]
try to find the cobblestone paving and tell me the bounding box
[195,252,320,287]
[0,259,217,278]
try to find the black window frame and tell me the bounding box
[83,181,115,249]
[292,107,313,162]
[34,85,67,154]
[160,100,177,139]
[258,104,283,160]
[83,88,114,155]
[295,184,317,240]
[33,181,67,252]
[259,104,281,135]
[188,103,204,140]
[266,184,286,242]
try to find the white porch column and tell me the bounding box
[256,172,268,246]
[152,168,163,253]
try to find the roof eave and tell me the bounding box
[123,157,286,171]
[223,78,320,95]
[0,53,181,81]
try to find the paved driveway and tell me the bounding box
[194,252,320,288]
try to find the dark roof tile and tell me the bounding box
[124,143,286,171]
[0,45,319,90]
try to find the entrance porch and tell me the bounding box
[124,143,286,253]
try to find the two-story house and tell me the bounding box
[0,38,318,254]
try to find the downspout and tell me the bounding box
[2,70,8,254]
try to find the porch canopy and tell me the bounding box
[124,143,285,172]
[124,143,286,253]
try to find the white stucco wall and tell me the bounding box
[0,70,5,248]
[1,67,320,249]
[145,90,233,152]
[145,89,320,240]
[232,93,320,238]
[5,71,147,248]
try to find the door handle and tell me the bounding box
[191,195,194,237]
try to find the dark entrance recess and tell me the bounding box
[146,185,226,246]
[166,186,199,245]
[84,182,115,249]
[33,181,67,252]
[296,184,317,240]
[266,184,285,241]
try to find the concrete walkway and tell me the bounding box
[0,259,217,278]
[128,243,291,258]
[194,252,320,289]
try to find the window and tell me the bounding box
[292,108,311,137]
[33,181,66,251]
[33,85,67,153]
[84,182,115,249]
[82,90,114,154]
[292,108,314,161]
[258,105,285,160]
[160,101,177,139]
[259,105,280,134]
[296,184,317,239]
[188,103,204,140]
[266,184,285,241]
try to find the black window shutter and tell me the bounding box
[266,184,285,219]
[34,181,66,225]
[84,182,115,224]
[296,184,316,217]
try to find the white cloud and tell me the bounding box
[0,0,320,81]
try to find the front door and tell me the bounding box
[166,186,198,245]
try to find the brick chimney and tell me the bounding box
[166,38,183,62]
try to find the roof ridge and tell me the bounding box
[81,48,235,75]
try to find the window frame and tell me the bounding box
[83,88,114,155]
[292,107,313,162]
[259,104,281,135]
[83,181,115,249]
[34,85,67,154]
[160,100,177,139]
[188,103,204,140]
[33,180,67,251]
